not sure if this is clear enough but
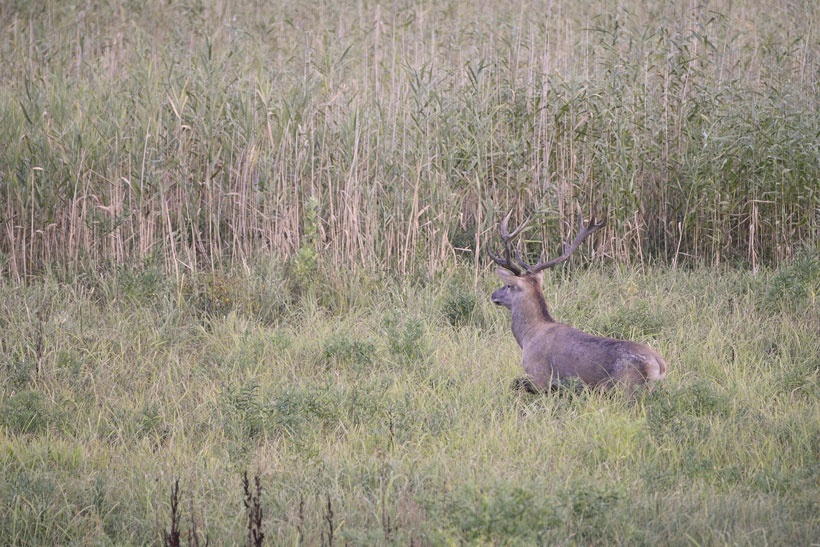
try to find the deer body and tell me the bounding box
[488,211,668,392]
[493,270,667,391]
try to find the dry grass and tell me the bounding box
[1,0,818,279]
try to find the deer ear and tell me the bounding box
[496,268,519,285]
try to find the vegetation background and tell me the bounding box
[1,0,818,276]
[1,0,819,544]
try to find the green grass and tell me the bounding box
[1,260,819,544]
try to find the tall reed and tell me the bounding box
[1,0,818,278]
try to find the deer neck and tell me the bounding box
[510,292,554,346]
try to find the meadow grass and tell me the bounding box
[1,258,819,544]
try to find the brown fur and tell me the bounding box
[492,269,668,392]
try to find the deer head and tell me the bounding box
[489,209,606,324]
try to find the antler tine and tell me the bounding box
[487,245,521,276]
[516,247,545,271]
[525,209,606,274]
[487,211,531,276]
[500,211,531,240]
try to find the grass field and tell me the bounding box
[1,259,819,544]
[2,0,820,544]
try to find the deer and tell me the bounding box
[488,210,667,394]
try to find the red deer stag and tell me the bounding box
[488,211,667,393]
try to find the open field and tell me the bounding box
[2,260,820,544]
[2,0,820,544]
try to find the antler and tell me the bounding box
[487,211,531,275]
[520,211,606,274]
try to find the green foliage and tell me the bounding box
[223,382,270,440]
[441,289,478,328]
[54,350,82,380]
[383,312,427,365]
[562,481,625,541]
[1,391,51,434]
[321,332,376,371]
[778,353,820,395]
[290,196,322,291]
[442,481,626,544]
[184,274,237,318]
[134,404,167,442]
[116,267,166,303]
[0,471,58,541]
[763,249,820,312]
[223,381,350,442]
[444,484,561,544]
[564,482,622,520]
[752,463,820,496]
[4,356,35,391]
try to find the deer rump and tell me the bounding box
[520,323,667,391]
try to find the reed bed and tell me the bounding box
[1,0,818,279]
